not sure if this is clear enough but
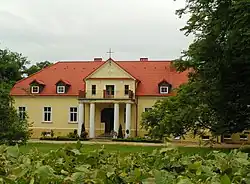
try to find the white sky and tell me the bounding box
[0,0,192,64]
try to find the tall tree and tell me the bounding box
[142,0,250,139]
[0,48,30,84]
[25,61,52,76]
[0,47,30,144]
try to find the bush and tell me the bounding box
[80,123,88,139]
[0,144,250,183]
[40,136,89,141]
[118,124,123,139]
[112,137,163,143]
[0,82,30,145]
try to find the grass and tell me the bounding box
[19,143,232,156]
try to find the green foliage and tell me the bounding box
[0,144,250,183]
[112,137,163,143]
[25,61,52,76]
[0,47,30,84]
[143,0,250,139]
[175,0,250,134]
[0,82,30,145]
[118,124,124,139]
[80,123,88,139]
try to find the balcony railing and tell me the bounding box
[78,90,134,99]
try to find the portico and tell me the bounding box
[77,101,133,138]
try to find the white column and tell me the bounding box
[114,103,119,138]
[77,103,84,137]
[89,103,95,138]
[125,103,131,138]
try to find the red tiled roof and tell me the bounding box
[10,60,189,96]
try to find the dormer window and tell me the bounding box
[57,86,65,94]
[31,86,39,93]
[160,86,169,94]
[55,79,71,94]
[158,79,172,94]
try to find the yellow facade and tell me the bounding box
[12,60,153,138]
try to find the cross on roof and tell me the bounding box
[107,48,114,58]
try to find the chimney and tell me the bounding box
[140,57,148,61]
[94,57,102,61]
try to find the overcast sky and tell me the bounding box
[0,0,192,64]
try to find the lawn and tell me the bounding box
[19,143,232,156]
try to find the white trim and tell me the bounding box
[18,106,26,120]
[69,106,78,123]
[160,86,169,94]
[43,106,52,122]
[31,86,39,93]
[57,86,65,94]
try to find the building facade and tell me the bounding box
[10,58,189,139]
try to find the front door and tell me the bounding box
[101,108,114,135]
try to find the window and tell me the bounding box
[92,85,96,95]
[57,86,65,93]
[124,85,129,95]
[31,86,39,93]
[145,108,152,112]
[69,107,78,122]
[43,107,52,122]
[106,85,114,95]
[160,86,169,94]
[18,107,26,120]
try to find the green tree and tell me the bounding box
[142,0,250,139]
[0,82,30,144]
[25,61,52,76]
[0,48,30,84]
[0,47,31,144]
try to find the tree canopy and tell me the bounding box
[142,0,250,139]
[25,61,52,76]
[0,47,31,144]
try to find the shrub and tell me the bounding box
[80,123,88,139]
[0,144,249,183]
[112,137,163,143]
[0,82,30,145]
[118,124,123,139]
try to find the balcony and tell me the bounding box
[78,89,134,100]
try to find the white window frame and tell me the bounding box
[160,86,169,94]
[43,107,52,122]
[31,86,39,93]
[57,86,65,94]
[69,107,78,123]
[18,106,26,120]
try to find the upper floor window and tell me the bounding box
[18,107,26,120]
[69,107,78,122]
[57,86,65,94]
[43,107,52,122]
[124,85,129,95]
[31,86,39,93]
[92,85,96,95]
[106,85,114,95]
[160,86,169,94]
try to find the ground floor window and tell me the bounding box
[43,107,52,122]
[18,106,26,120]
[69,107,78,122]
